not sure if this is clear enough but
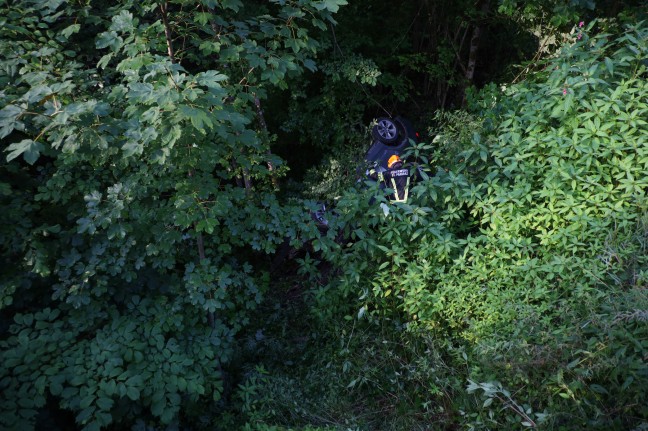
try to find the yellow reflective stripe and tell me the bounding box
[386,177,409,202]
[403,177,409,201]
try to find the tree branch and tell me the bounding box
[160,2,176,63]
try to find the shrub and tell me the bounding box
[320,17,647,430]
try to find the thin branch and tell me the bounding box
[238,67,256,85]
[330,22,343,57]
[494,393,537,427]
[160,2,176,63]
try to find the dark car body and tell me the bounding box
[364,116,418,169]
[311,116,418,229]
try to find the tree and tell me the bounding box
[0,0,346,429]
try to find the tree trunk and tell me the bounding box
[462,0,490,106]
[163,8,216,329]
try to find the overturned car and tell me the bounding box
[365,116,418,169]
[311,116,420,227]
[363,116,422,203]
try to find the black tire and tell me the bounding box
[372,117,399,144]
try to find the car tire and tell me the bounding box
[372,117,399,144]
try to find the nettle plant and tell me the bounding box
[322,18,647,428]
[0,0,346,429]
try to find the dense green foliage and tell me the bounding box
[0,0,343,429]
[311,18,648,429]
[228,16,648,431]
[1,0,646,430]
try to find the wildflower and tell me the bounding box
[577,33,582,40]
[579,21,585,27]
[563,88,568,95]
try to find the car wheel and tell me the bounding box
[372,117,399,144]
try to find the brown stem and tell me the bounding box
[160,2,176,64]
[464,26,481,83]
[242,167,252,191]
[494,394,537,427]
[451,25,469,75]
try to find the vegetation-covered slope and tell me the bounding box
[309,18,647,430]
[0,0,646,430]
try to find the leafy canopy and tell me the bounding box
[0,0,346,429]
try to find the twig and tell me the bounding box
[494,393,537,427]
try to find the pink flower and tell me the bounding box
[563,88,568,95]
[579,21,585,27]
[577,33,582,40]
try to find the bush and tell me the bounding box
[319,17,648,430]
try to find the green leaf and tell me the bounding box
[196,218,218,234]
[127,83,155,103]
[261,68,284,85]
[314,0,348,13]
[23,85,53,104]
[328,0,349,12]
[177,377,187,392]
[121,141,143,157]
[61,24,80,38]
[196,71,228,88]
[604,57,614,75]
[621,376,634,390]
[590,384,608,394]
[62,387,79,399]
[126,375,143,387]
[0,105,22,139]
[217,0,243,11]
[80,394,95,409]
[311,18,327,30]
[112,10,134,32]
[151,396,166,417]
[103,380,117,396]
[96,397,113,411]
[76,406,95,424]
[23,314,33,326]
[97,53,113,69]
[357,305,366,319]
[550,102,564,118]
[126,386,140,401]
[303,59,317,72]
[6,140,45,165]
[50,380,63,396]
[95,31,122,50]
[178,105,212,132]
